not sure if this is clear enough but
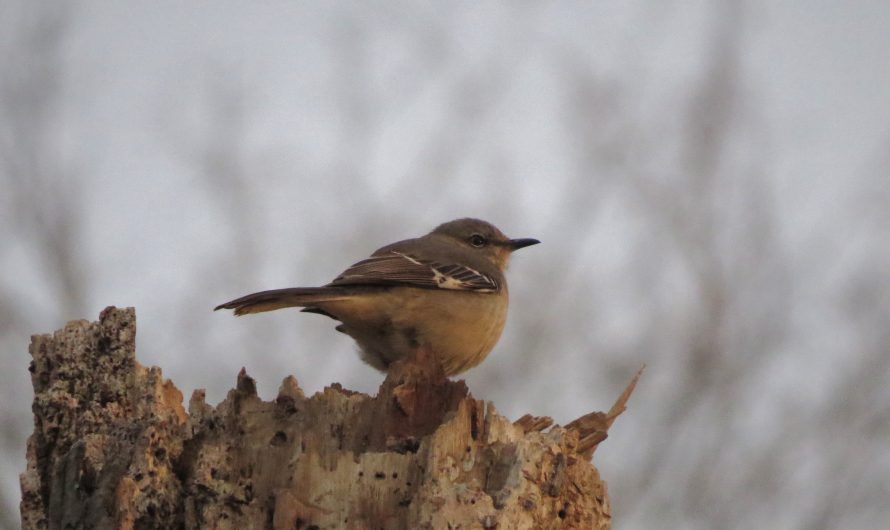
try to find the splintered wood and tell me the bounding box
[565,365,645,459]
[21,307,640,530]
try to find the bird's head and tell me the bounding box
[430,218,540,270]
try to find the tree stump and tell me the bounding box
[20,307,639,529]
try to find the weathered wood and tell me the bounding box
[21,307,635,529]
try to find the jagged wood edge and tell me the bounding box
[564,364,645,459]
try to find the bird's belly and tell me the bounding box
[398,288,508,375]
[324,287,508,375]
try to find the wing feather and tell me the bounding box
[329,251,498,292]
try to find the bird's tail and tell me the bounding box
[214,287,352,316]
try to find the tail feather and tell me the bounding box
[214,287,350,316]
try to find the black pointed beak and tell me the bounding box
[506,238,540,251]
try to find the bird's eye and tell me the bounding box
[469,234,487,247]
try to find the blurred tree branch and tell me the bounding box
[0,2,86,322]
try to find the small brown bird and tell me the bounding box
[215,218,539,375]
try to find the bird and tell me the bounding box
[214,218,539,376]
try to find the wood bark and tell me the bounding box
[20,307,639,529]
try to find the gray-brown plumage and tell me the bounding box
[215,218,539,375]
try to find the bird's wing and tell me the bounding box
[328,250,499,292]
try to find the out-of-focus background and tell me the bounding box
[2,1,888,528]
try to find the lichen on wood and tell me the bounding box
[21,307,637,529]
